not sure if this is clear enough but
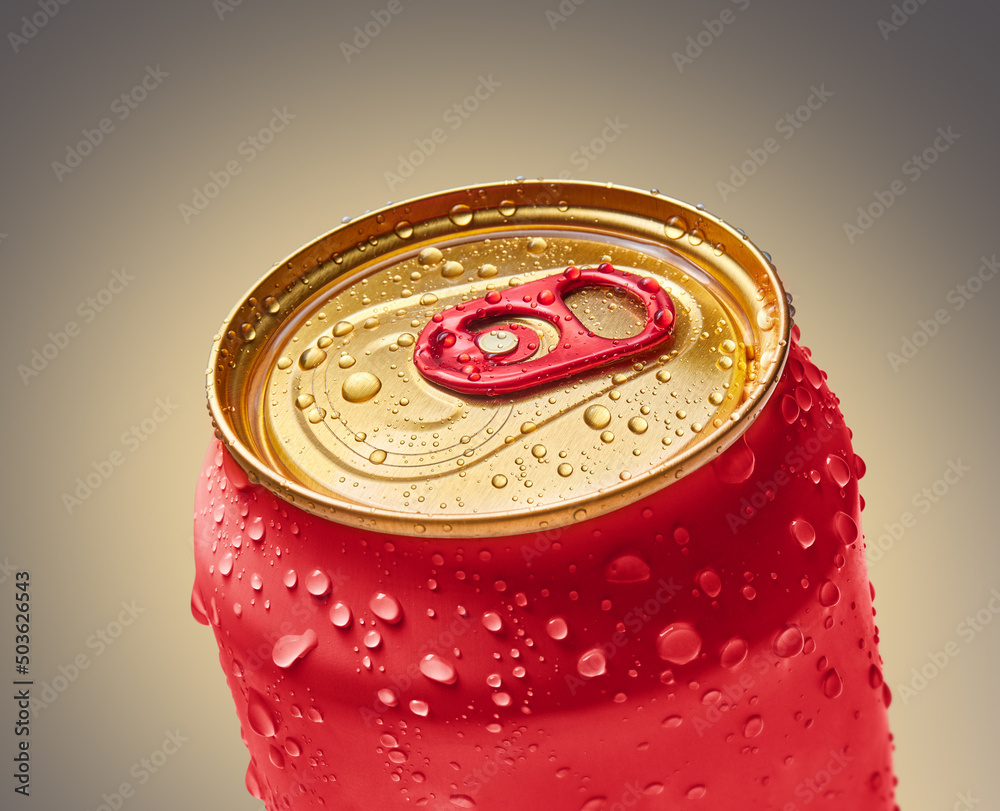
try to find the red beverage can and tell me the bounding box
[192,181,897,809]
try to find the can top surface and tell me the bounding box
[207,180,790,538]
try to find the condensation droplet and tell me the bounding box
[697,568,722,598]
[791,519,816,549]
[773,626,804,658]
[719,637,748,669]
[419,653,458,685]
[743,715,764,738]
[333,320,353,337]
[823,668,844,698]
[330,601,352,628]
[605,554,651,583]
[656,623,702,665]
[442,260,465,278]
[546,616,569,640]
[272,629,319,669]
[818,580,841,607]
[449,205,473,226]
[482,611,503,632]
[577,648,607,678]
[305,569,331,598]
[826,454,852,487]
[370,592,403,624]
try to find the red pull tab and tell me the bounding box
[414,263,675,395]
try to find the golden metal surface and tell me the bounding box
[207,181,790,537]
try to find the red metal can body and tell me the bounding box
[192,181,896,809]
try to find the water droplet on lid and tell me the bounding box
[557,463,573,477]
[299,346,327,370]
[657,623,702,664]
[664,216,687,239]
[743,715,764,737]
[409,699,429,716]
[394,220,414,239]
[498,200,517,216]
[826,454,852,487]
[531,444,546,458]
[442,260,465,278]
[449,205,473,226]
[790,519,816,549]
[370,592,403,624]
[526,237,547,254]
[276,356,291,370]
[823,668,844,698]
[247,689,277,737]
[419,653,458,685]
[332,320,353,337]
[773,626,804,658]
[583,404,611,429]
[577,648,607,678]
[605,554,651,583]
[273,629,319,668]
[418,247,443,266]
[295,394,314,410]
[306,569,331,597]
[492,474,508,489]
[818,580,841,606]
[627,417,648,434]
[719,637,748,668]
[330,601,352,628]
[369,449,387,464]
[546,616,569,640]
[338,355,356,369]
[343,372,382,403]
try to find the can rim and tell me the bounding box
[206,179,791,538]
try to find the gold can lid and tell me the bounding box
[207,180,790,537]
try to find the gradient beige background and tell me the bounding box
[1,0,997,808]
